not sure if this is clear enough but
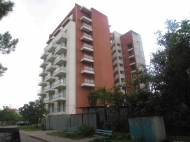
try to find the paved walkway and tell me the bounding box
[20,130,94,142]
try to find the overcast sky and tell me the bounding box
[0,0,189,109]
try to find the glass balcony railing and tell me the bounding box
[53,66,66,75]
[83,54,93,60]
[83,33,92,38]
[82,23,92,29]
[84,79,94,84]
[52,92,66,100]
[45,74,51,80]
[54,55,66,63]
[44,85,51,91]
[44,97,49,102]
[83,43,93,49]
[55,43,66,53]
[83,66,94,71]
[52,79,66,87]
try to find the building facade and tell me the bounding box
[38,4,114,115]
[110,30,146,92]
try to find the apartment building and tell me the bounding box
[110,30,146,92]
[38,4,114,115]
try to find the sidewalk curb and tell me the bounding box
[20,132,50,142]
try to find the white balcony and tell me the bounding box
[44,73,57,82]
[80,6,91,14]
[46,36,55,44]
[52,93,66,102]
[53,27,63,36]
[55,33,67,44]
[80,16,92,24]
[46,53,58,62]
[40,51,49,59]
[39,69,49,77]
[46,43,59,52]
[54,55,67,65]
[128,48,133,51]
[44,97,50,103]
[38,78,48,86]
[44,85,55,93]
[81,54,94,63]
[52,79,66,89]
[81,33,93,42]
[129,55,134,58]
[81,43,93,52]
[40,60,50,68]
[130,62,136,66]
[131,70,136,73]
[37,89,46,96]
[54,43,67,54]
[81,79,95,87]
[80,23,92,33]
[53,66,66,77]
[81,66,94,74]
[45,63,58,72]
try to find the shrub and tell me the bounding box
[78,124,94,136]
[112,117,129,132]
[103,121,112,130]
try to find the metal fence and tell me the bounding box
[42,107,127,130]
[42,112,97,130]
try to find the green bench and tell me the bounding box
[94,129,112,141]
[66,127,77,136]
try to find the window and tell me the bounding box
[114,71,118,76]
[117,43,120,46]
[125,67,128,70]
[120,71,124,74]
[127,43,133,49]
[124,60,127,63]
[126,74,129,78]
[123,53,126,56]
[111,43,115,48]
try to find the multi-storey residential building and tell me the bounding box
[38,4,114,115]
[110,30,146,92]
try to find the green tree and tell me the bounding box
[153,19,190,110]
[0,108,20,125]
[19,99,49,127]
[0,0,18,76]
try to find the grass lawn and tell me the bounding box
[18,125,42,131]
[47,130,93,140]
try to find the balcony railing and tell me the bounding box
[37,89,44,94]
[44,85,51,91]
[83,23,92,29]
[52,92,66,100]
[44,73,51,80]
[54,55,66,63]
[45,63,52,70]
[44,97,49,102]
[84,54,93,60]
[53,66,66,75]
[83,66,94,71]
[46,53,53,61]
[84,43,93,49]
[84,79,94,84]
[54,43,67,53]
[52,79,66,87]
[83,33,92,38]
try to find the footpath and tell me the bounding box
[20,130,94,142]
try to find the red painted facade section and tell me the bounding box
[91,8,114,90]
[120,31,135,92]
